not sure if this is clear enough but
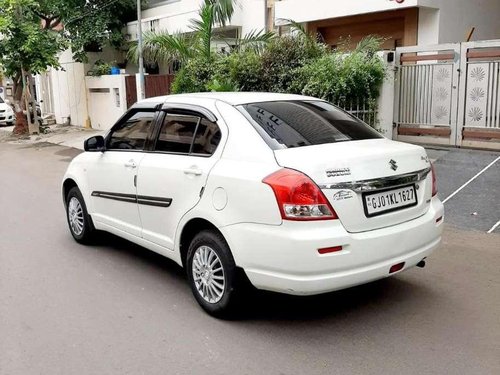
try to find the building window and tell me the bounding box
[150,19,160,33]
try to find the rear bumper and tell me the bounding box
[221,197,444,295]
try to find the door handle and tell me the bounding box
[124,160,137,169]
[184,167,203,176]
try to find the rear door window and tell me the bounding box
[154,113,222,156]
[155,114,199,154]
[240,100,382,150]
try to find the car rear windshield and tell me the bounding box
[240,100,382,150]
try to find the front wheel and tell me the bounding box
[187,230,242,318]
[66,187,96,244]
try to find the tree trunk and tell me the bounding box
[12,70,28,135]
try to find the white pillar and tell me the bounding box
[135,73,147,103]
[376,51,396,138]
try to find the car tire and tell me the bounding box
[187,230,242,318]
[66,186,96,244]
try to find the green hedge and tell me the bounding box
[294,51,386,106]
[171,35,386,109]
[171,56,220,93]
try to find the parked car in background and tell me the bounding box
[62,93,444,317]
[0,97,15,126]
[0,97,41,127]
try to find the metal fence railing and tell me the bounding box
[336,100,378,128]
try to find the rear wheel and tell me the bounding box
[66,187,96,244]
[187,230,242,318]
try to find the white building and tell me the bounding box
[127,0,269,40]
[128,0,500,51]
[38,0,500,130]
[125,0,270,74]
[38,48,125,128]
[274,0,500,48]
[39,0,271,128]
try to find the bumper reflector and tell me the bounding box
[389,262,405,274]
[318,246,343,255]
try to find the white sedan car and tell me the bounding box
[0,97,15,126]
[62,93,444,317]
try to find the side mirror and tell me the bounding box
[84,135,105,152]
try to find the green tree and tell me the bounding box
[0,0,64,133]
[34,0,137,62]
[0,0,137,134]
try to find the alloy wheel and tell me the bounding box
[192,245,226,304]
[68,197,84,236]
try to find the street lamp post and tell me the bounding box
[137,0,146,101]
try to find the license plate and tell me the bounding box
[363,185,417,217]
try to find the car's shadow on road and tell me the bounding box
[90,231,187,280]
[91,232,437,323]
[239,278,431,322]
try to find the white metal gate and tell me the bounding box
[395,40,500,149]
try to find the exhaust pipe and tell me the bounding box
[416,260,426,268]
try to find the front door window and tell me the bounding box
[108,111,156,151]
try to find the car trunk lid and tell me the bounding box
[273,139,432,233]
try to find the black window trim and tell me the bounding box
[100,103,218,154]
[150,107,221,158]
[188,117,202,154]
[161,103,218,123]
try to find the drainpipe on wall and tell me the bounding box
[83,77,91,128]
[137,0,146,101]
[264,0,269,32]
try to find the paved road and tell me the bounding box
[427,147,500,233]
[1,142,499,375]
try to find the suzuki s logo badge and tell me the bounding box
[389,159,398,171]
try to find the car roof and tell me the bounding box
[136,92,320,107]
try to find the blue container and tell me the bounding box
[110,66,120,75]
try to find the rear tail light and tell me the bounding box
[431,163,438,197]
[263,168,338,221]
